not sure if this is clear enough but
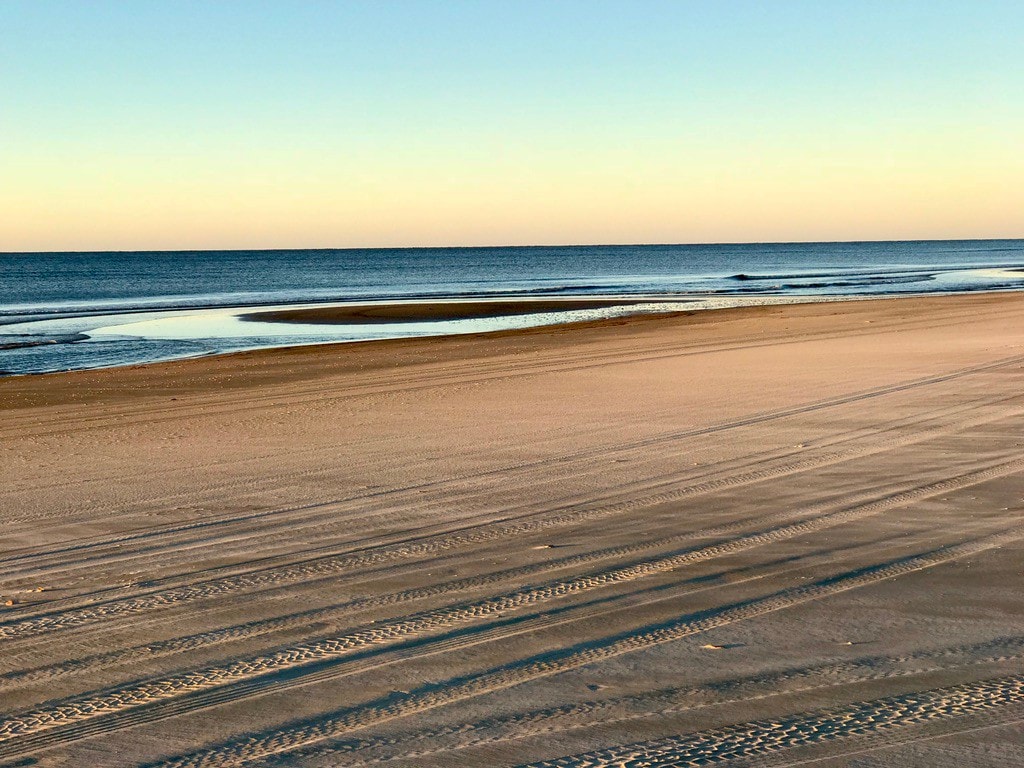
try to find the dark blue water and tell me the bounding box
[3,240,1023,375]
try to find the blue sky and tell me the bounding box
[2,1,1022,249]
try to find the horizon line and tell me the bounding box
[4,234,1024,256]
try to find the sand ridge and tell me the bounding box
[240,298,661,325]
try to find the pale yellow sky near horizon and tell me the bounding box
[6,133,1021,251]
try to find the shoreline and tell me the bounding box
[5,282,1023,378]
[2,290,1021,410]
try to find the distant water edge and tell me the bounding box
[2,240,1023,375]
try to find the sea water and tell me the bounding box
[2,240,1023,375]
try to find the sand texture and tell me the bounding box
[2,292,1024,767]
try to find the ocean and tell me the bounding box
[2,239,1023,376]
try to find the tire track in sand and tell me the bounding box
[134,526,1024,768]
[0,429,1009,691]
[3,445,1024,743]
[4,444,1024,743]
[2,453,1023,752]
[7,385,1015,588]
[518,673,1024,767]
[5,407,1022,644]
[275,634,1024,765]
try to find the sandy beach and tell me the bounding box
[3,291,1024,767]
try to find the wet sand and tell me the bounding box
[241,297,662,324]
[2,292,1024,767]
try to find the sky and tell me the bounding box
[1,1,1022,251]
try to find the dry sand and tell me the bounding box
[2,292,1024,767]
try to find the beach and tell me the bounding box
[3,291,1024,766]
